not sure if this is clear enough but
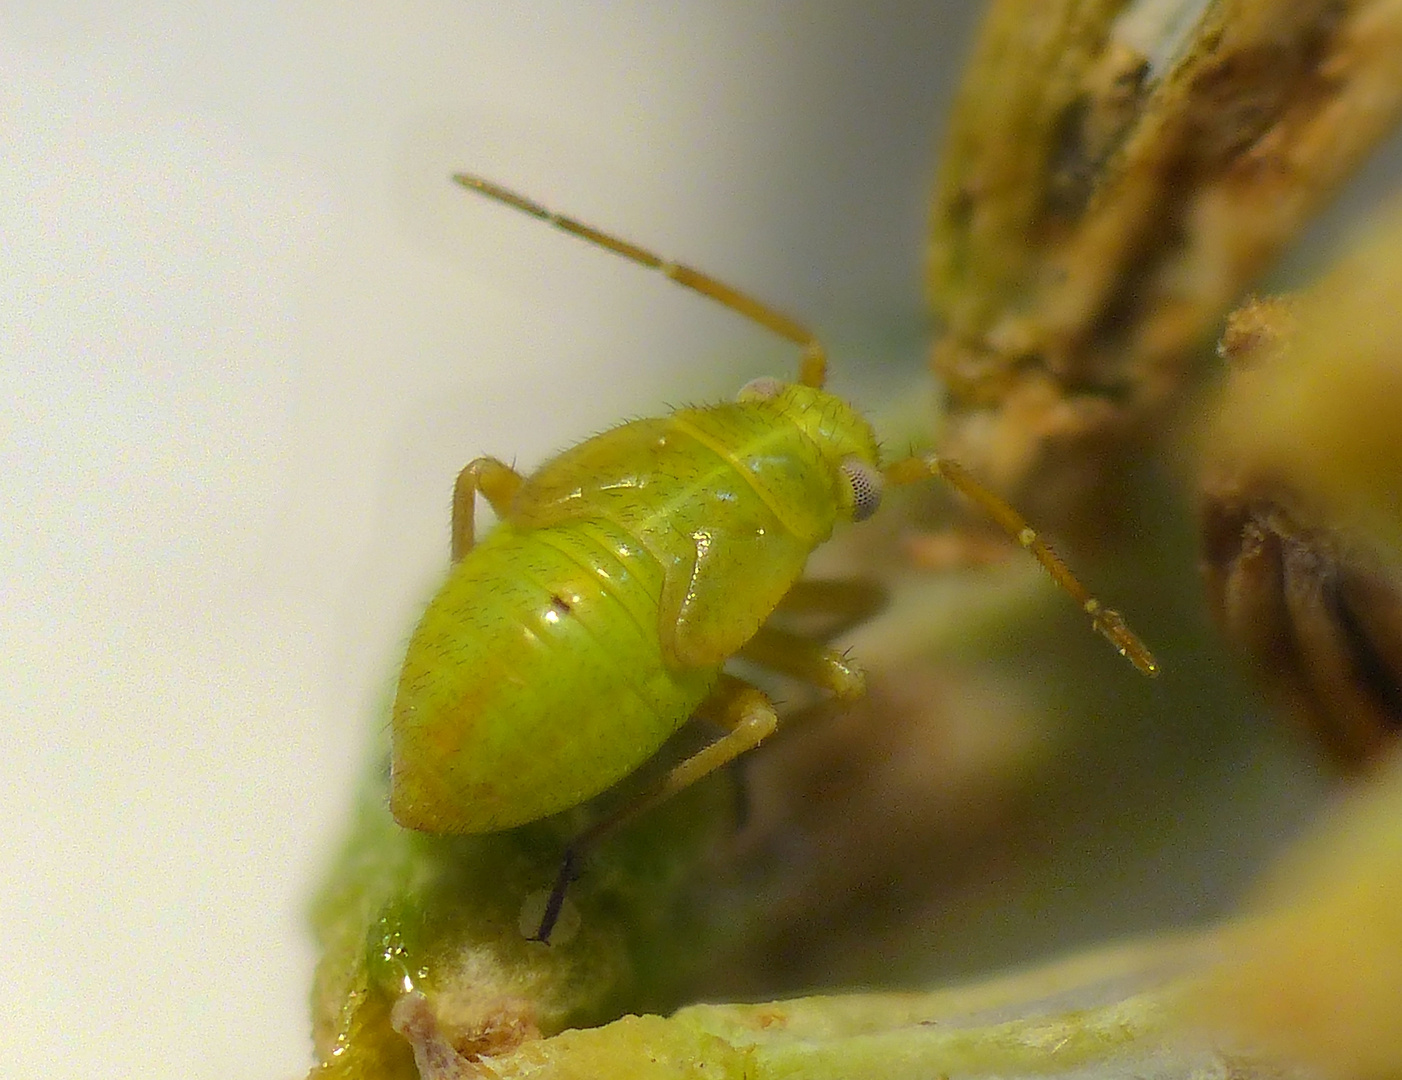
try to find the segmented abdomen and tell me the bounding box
[390,517,720,833]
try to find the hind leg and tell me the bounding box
[531,674,778,942]
[451,457,524,561]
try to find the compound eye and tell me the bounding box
[737,376,785,402]
[840,457,883,522]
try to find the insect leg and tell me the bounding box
[531,675,778,942]
[885,452,1159,677]
[453,172,828,387]
[736,626,866,701]
[451,456,524,562]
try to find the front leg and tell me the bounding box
[451,456,525,562]
[736,625,867,702]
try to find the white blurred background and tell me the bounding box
[0,4,986,1077]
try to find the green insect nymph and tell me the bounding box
[393,380,879,831]
[390,174,1158,940]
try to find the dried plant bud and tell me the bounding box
[1200,471,1402,769]
[1199,199,1402,770]
[930,0,1402,538]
